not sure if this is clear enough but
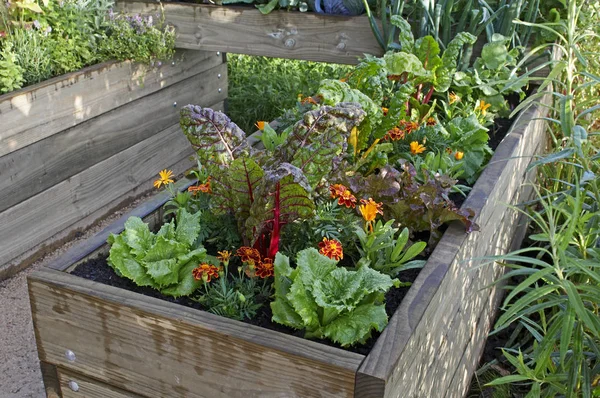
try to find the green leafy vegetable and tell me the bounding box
[107,208,206,297]
[271,248,398,347]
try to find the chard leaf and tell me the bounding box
[384,52,430,78]
[390,15,414,52]
[348,55,388,105]
[180,105,251,168]
[435,32,477,92]
[414,36,442,72]
[280,103,366,187]
[322,303,388,347]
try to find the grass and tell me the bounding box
[226,54,353,133]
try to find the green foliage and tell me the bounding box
[107,208,207,297]
[179,104,365,255]
[271,248,398,346]
[226,54,352,132]
[0,42,24,93]
[355,220,426,276]
[5,28,53,85]
[195,265,270,321]
[98,13,175,64]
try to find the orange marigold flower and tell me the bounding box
[382,107,389,116]
[192,263,220,283]
[236,247,261,264]
[449,92,460,104]
[189,176,212,195]
[301,96,319,105]
[455,151,464,160]
[445,147,453,155]
[255,257,274,279]
[476,100,491,116]
[318,237,344,261]
[216,250,231,264]
[399,120,419,134]
[410,141,426,155]
[385,126,405,141]
[153,169,174,189]
[330,184,347,199]
[359,198,383,223]
[426,117,437,126]
[255,121,266,131]
[339,77,347,82]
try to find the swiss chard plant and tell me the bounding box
[271,248,399,347]
[107,208,207,297]
[180,103,366,260]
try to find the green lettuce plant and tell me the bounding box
[271,248,399,346]
[107,208,207,297]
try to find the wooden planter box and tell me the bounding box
[116,0,383,64]
[28,88,550,397]
[0,49,228,280]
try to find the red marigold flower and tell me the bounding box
[338,189,357,209]
[426,117,437,126]
[192,263,220,283]
[236,246,261,264]
[255,257,274,279]
[330,184,347,199]
[385,126,405,141]
[318,237,344,261]
[399,120,420,134]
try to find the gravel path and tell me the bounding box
[0,196,150,397]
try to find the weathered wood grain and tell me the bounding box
[0,50,217,157]
[0,124,194,272]
[116,1,383,64]
[29,268,364,398]
[0,60,227,213]
[58,368,145,398]
[40,361,62,398]
[355,90,550,397]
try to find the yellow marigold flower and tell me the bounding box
[449,92,460,104]
[216,250,231,264]
[410,141,426,155]
[455,151,464,160]
[153,169,174,189]
[359,198,383,223]
[426,117,437,126]
[476,100,491,116]
[255,121,266,130]
[318,237,344,261]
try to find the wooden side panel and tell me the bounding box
[40,361,62,398]
[0,50,215,157]
[29,269,364,398]
[355,93,550,398]
[0,60,226,213]
[58,368,145,398]
[116,1,383,64]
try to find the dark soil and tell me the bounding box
[72,256,420,355]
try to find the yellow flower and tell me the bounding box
[454,151,464,160]
[476,100,491,116]
[410,141,426,155]
[339,77,347,82]
[153,169,174,189]
[382,107,389,116]
[359,198,383,223]
[449,92,460,104]
[216,250,231,265]
[255,121,266,130]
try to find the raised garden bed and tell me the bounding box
[28,85,550,397]
[0,49,228,280]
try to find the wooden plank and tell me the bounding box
[355,89,551,397]
[0,100,224,282]
[116,1,383,64]
[28,269,364,398]
[0,50,217,157]
[0,60,226,213]
[0,123,195,271]
[58,368,145,398]
[40,361,62,398]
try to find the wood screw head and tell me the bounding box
[216,51,221,56]
[65,350,76,362]
[284,38,295,48]
[218,73,222,79]
[173,102,177,107]
[218,88,222,93]
[171,61,176,66]
[68,381,79,392]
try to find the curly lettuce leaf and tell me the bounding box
[322,302,388,347]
